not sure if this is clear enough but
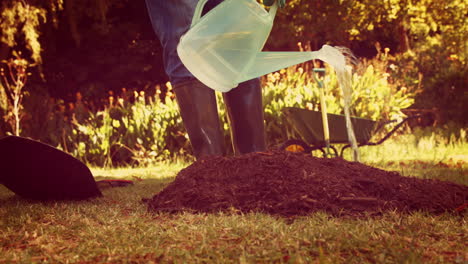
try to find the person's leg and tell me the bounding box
[145,0,223,86]
[223,79,266,155]
[145,0,194,85]
[145,0,226,159]
[173,79,225,159]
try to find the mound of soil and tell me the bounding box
[146,151,467,217]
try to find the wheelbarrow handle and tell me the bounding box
[371,113,427,145]
[339,113,429,157]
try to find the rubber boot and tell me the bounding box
[223,79,266,155]
[173,79,225,159]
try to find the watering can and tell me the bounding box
[177,0,348,92]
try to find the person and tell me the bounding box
[145,0,286,159]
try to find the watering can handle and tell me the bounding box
[191,0,209,28]
[190,0,278,28]
[268,1,279,18]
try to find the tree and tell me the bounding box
[0,0,63,63]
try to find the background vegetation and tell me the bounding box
[0,0,466,165]
[0,2,466,262]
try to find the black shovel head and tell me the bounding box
[0,136,102,201]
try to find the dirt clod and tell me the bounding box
[146,150,468,217]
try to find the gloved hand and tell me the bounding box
[263,0,286,8]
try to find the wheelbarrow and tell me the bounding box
[278,67,425,158]
[280,107,424,157]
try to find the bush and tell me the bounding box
[404,47,467,125]
[19,84,188,167]
[68,86,188,166]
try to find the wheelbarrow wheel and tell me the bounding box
[280,139,312,153]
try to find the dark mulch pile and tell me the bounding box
[146,150,468,217]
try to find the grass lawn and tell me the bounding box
[0,133,467,263]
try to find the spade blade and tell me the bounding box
[0,136,102,200]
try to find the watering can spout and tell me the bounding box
[239,51,316,83]
[238,45,348,83]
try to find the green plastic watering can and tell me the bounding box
[177,0,348,92]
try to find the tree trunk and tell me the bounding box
[0,42,10,61]
[397,20,411,52]
[0,42,11,136]
[65,0,81,47]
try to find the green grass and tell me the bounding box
[344,131,468,185]
[1,133,467,263]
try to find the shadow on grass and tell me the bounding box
[0,176,175,209]
[0,176,176,232]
